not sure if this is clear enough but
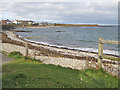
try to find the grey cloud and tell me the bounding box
[2,2,118,24]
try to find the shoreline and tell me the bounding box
[20,37,119,57]
[1,30,120,76]
[12,26,119,57]
[15,30,118,57]
[1,29,119,60]
[2,31,97,58]
[25,26,61,29]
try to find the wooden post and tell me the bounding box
[23,24,25,29]
[98,38,103,68]
[86,56,89,68]
[25,42,29,58]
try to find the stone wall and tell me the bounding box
[1,43,119,77]
[1,43,87,70]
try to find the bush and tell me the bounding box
[8,51,23,59]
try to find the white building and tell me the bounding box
[12,20,35,24]
[12,20,18,24]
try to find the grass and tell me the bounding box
[8,51,23,59]
[2,52,120,88]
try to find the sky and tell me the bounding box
[0,0,119,24]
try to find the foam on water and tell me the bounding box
[22,36,119,56]
[16,26,118,56]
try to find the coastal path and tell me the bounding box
[0,53,14,65]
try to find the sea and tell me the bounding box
[15,26,119,56]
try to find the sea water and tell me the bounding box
[16,26,119,56]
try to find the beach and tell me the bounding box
[16,26,118,56]
[0,29,119,76]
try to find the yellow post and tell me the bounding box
[98,38,103,68]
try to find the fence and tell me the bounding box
[24,37,120,67]
[98,38,120,67]
[3,33,119,76]
[21,37,43,58]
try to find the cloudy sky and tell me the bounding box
[1,0,118,24]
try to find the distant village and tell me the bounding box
[0,19,102,29]
[0,19,55,27]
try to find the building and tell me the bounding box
[0,20,2,25]
[38,22,55,27]
[27,21,35,24]
[12,20,35,25]
[12,20,18,24]
[40,22,48,26]
[2,19,12,25]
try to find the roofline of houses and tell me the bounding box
[0,19,36,25]
[0,19,55,26]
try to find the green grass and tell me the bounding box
[2,52,119,88]
[8,51,23,59]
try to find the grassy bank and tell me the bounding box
[2,52,119,88]
[54,23,99,27]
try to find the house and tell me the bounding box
[40,22,48,26]
[0,20,2,25]
[39,23,43,26]
[12,20,23,24]
[26,20,35,24]
[12,20,18,24]
[12,20,35,25]
[2,19,12,25]
[38,22,55,27]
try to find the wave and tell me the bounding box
[20,36,118,56]
[77,40,96,43]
